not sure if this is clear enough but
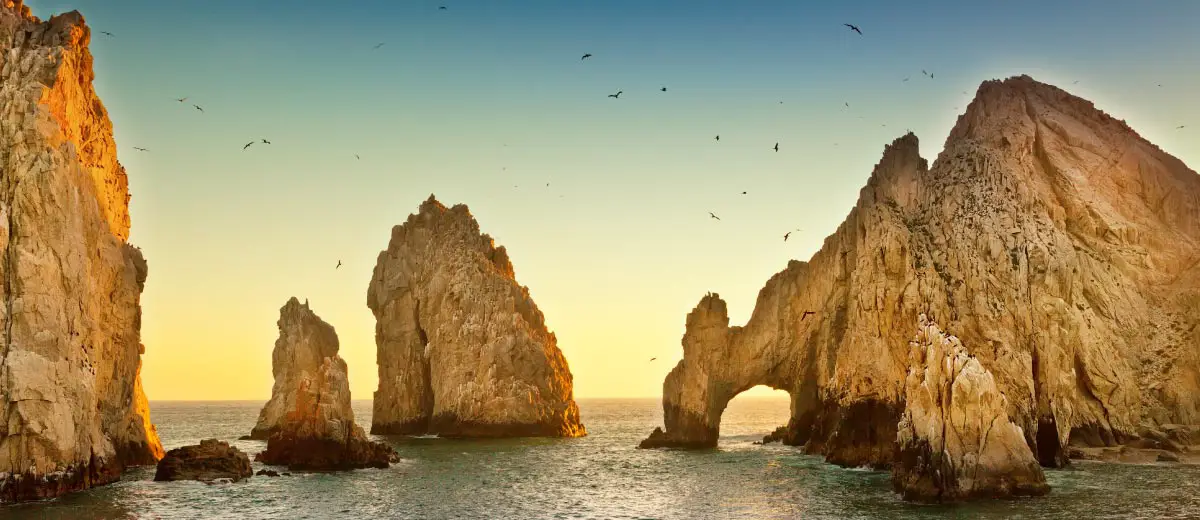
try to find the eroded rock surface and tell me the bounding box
[642,75,1200,475]
[153,440,252,483]
[893,315,1048,502]
[253,299,397,470]
[0,2,162,503]
[368,196,585,438]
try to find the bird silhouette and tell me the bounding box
[133,147,149,152]
[801,310,816,321]
[336,260,342,269]
[608,90,623,99]
[715,135,720,141]
[773,142,779,152]
[709,212,721,221]
[99,31,114,37]
[922,70,929,77]
[1178,125,1187,129]
[242,141,255,150]
[843,23,862,35]
[903,77,909,82]
[783,232,792,241]
[372,42,385,50]
[742,191,747,195]
[844,102,850,108]
[439,5,447,9]
[649,357,657,362]
[660,87,667,92]
[261,139,271,144]
[174,97,188,103]
[355,154,361,159]
[581,53,592,60]
[192,104,204,113]
[1073,80,1080,84]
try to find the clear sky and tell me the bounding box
[23,0,1200,400]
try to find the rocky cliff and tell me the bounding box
[368,195,586,438]
[253,298,397,470]
[893,315,1048,502]
[642,76,1200,473]
[0,2,162,503]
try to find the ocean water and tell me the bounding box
[5,398,1200,519]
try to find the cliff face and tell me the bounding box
[0,1,162,503]
[253,298,397,470]
[249,298,340,440]
[642,76,1200,471]
[368,195,586,438]
[893,315,1048,502]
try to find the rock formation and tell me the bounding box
[0,2,162,503]
[153,440,252,483]
[249,298,340,440]
[642,75,1200,477]
[252,298,398,470]
[368,196,586,438]
[893,315,1048,502]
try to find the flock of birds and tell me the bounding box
[92,10,1190,274]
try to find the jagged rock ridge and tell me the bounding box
[642,75,1200,475]
[369,195,586,438]
[253,298,398,470]
[0,2,162,503]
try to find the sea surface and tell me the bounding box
[6,398,1200,519]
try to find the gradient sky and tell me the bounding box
[23,0,1200,400]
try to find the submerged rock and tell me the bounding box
[0,3,162,503]
[154,440,252,483]
[892,316,1049,502]
[368,196,585,438]
[253,299,398,470]
[642,75,1200,478]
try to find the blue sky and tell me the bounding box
[23,0,1200,399]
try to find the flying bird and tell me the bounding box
[581,53,592,60]
[1073,80,1080,84]
[902,77,909,82]
[336,260,342,269]
[193,104,204,113]
[372,42,385,50]
[660,87,667,92]
[742,191,747,195]
[1178,125,1186,129]
[844,102,850,108]
[99,31,114,37]
[174,97,188,103]
[261,139,271,144]
[801,310,816,321]
[439,5,447,9]
[242,141,255,150]
[355,154,360,159]
[715,135,720,141]
[649,357,657,362]
[783,231,792,241]
[709,212,721,221]
[773,142,779,152]
[843,23,862,35]
[608,90,623,99]
[132,147,149,152]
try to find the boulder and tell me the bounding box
[154,440,252,483]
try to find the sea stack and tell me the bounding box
[368,196,586,438]
[252,298,397,470]
[641,75,1200,493]
[0,3,163,503]
[893,315,1048,502]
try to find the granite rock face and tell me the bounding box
[153,440,252,483]
[642,76,1200,475]
[893,315,1048,502]
[0,2,162,503]
[253,299,398,470]
[368,196,586,438]
[249,298,340,440]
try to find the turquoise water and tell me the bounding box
[5,398,1199,519]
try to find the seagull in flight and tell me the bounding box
[132,147,149,152]
[843,23,862,35]
[709,212,721,221]
[174,97,188,103]
[192,104,204,113]
[261,139,271,145]
[242,141,255,150]
[439,5,447,10]
[372,42,385,50]
[783,231,792,241]
[902,77,909,82]
[608,90,623,99]
[581,53,592,60]
[660,87,668,92]
[1178,125,1186,130]
[649,357,657,362]
[99,31,114,37]
[336,260,342,269]
[715,135,720,141]
[355,154,360,159]
[773,142,779,152]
